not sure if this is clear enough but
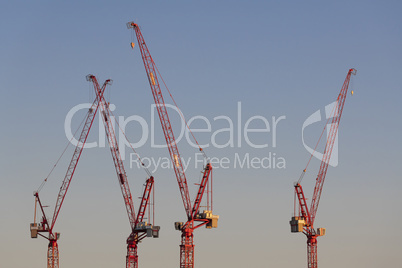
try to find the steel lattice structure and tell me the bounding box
[31,78,110,268]
[127,21,218,268]
[32,75,158,268]
[290,68,356,268]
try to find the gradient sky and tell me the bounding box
[1,1,401,267]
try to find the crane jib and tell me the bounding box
[91,76,137,228]
[50,78,109,231]
[131,23,193,218]
[292,68,356,268]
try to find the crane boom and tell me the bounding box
[309,68,356,225]
[127,22,192,219]
[88,74,137,230]
[50,78,109,231]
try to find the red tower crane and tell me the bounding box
[290,68,356,268]
[127,22,219,268]
[30,78,111,268]
[31,75,159,268]
[87,74,160,268]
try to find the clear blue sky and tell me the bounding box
[1,1,401,267]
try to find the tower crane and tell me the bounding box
[30,78,111,268]
[87,74,160,268]
[31,75,159,268]
[290,68,356,268]
[127,22,219,268]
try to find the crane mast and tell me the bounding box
[127,21,218,268]
[290,68,356,268]
[30,78,109,268]
[88,74,160,268]
[127,176,157,268]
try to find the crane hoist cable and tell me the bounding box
[297,86,355,185]
[36,114,87,193]
[154,65,208,160]
[290,68,356,268]
[107,108,153,177]
[129,31,208,161]
[37,99,153,194]
[127,22,218,268]
[31,77,110,268]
